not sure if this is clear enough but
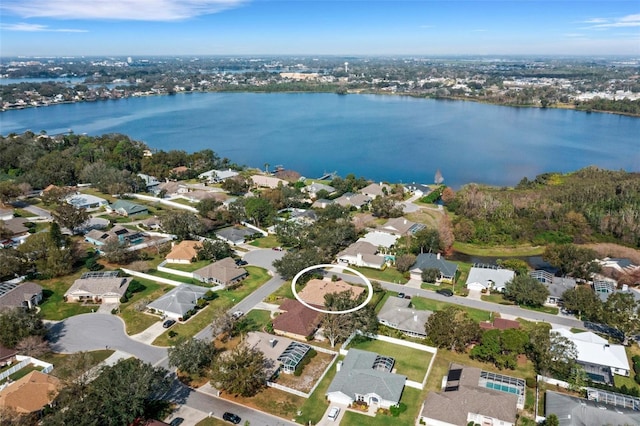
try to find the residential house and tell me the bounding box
[378,217,425,236]
[357,231,399,250]
[0,371,61,414]
[84,225,145,247]
[418,364,522,426]
[0,208,13,221]
[303,182,335,198]
[377,297,431,338]
[529,270,577,305]
[0,345,17,367]
[272,299,324,341]
[592,275,618,302]
[165,240,201,264]
[334,192,371,210]
[336,241,386,270]
[465,266,515,293]
[157,181,189,197]
[479,317,521,331]
[545,390,640,426]
[245,332,315,378]
[198,168,239,183]
[551,328,630,384]
[250,175,287,189]
[141,216,162,231]
[0,281,43,310]
[137,173,160,191]
[409,253,458,283]
[597,257,638,274]
[311,198,334,209]
[404,183,432,198]
[359,182,391,198]
[0,217,30,247]
[215,226,255,245]
[66,193,109,210]
[193,257,248,286]
[288,208,318,224]
[170,166,189,177]
[64,272,131,304]
[146,284,209,319]
[326,348,407,409]
[106,199,148,217]
[297,278,365,307]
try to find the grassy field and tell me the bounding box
[410,296,492,322]
[341,386,423,426]
[150,270,202,285]
[352,266,408,284]
[152,266,271,345]
[162,260,212,273]
[40,350,114,378]
[347,336,432,383]
[249,235,281,248]
[453,242,545,257]
[117,278,169,335]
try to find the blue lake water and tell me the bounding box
[1,92,638,188]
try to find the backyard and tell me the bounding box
[409,295,493,322]
[346,336,433,383]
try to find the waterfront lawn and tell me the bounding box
[410,296,492,322]
[347,336,432,383]
[341,386,423,426]
[152,266,270,345]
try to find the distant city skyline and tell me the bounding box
[0,0,638,57]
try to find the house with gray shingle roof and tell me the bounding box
[336,241,386,270]
[106,199,148,217]
[334,192,371,210]
[0,281,43,310]
[378,217,425,236]
[377,297,431,338]
[65,275,131,304]
[409,253,458,283]
[193,257,248,287]
[326,348,406,409]
[303,182,335,198]
[544,390,640,426]
[215,226,255,245]
[466,266,515,293]
[146,284,209,319]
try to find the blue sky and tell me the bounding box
[0,1,638,57]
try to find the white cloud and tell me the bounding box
[0,22,87,32]
[584,13,640,29]
[0,0,247,21]
[563,33,585,38]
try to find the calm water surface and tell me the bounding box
[1,92,638,188]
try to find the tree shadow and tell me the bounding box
[45,321,68,350]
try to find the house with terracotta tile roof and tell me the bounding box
[0,370,61,414]
[297,278,365,307]
[479,317,521,331]
[273,299,324,341]
[193,257,248,287]
[165,240,201,264]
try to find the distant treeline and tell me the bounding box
[447,167,640,248]
[575,98,640,115]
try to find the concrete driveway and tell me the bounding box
[48,313,168,365]
[130,320,167,345]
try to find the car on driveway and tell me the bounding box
[162,319,176,328]
[223,412,241,424]
[436,288,453,297]
[272,246,283,251]
[397,292,405,298]
[327,407,340,421]
[169,418,184,426]
[231,311,244,320]
[235,259,248,266]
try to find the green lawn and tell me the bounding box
[347,336,432,383]
[244,309,273,331]
[341,386,423,426]
[149,270,201,285]
[152,266,270,346]
[249,234,280,248]
[38,272,95,320]
[453,242,544,257]
[162,260,212,273]
[266,280,295,302]
[117,278,169,335]
[39,349,114,379]
[481,293,516,305]
[295,356,339,425]
[14,208,38,217]
[0,364,44,384]
[410,296,492,322]
[521,304,559,315]
[352,266,408,284]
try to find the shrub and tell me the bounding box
[111,308,118,314]
[389,402,407,417]
[525,377,537,388]
[168,330,178,338]
[120,295,128,303]
[127,280,145,294]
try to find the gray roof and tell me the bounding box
[65,276,131,297]
[379,217,425,235]
[546,276,577,298]
[411,253,458,278]
[465,267,515,291]
[545,390,640,426]
[215,226,255,243]
[147,284,209,317]
[327,349,406,404]
[0,281,43,309]
[193,257,248,285]
[108,200,148,215]
[377,297,431,336]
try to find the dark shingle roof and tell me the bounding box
[411,253,458,277]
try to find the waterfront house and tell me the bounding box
[529,270,577,305]
[409,253,458,283]
[359,182,391,198]
[250,174,287,189]
[466,266,515,293]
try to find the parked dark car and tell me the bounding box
[223,412,241,424]
[162,319,176,328]
[397,292,405,298]
[436,288,453,297]
[169,418,184,426]
[235,259,248,266]
[404,294,412,299]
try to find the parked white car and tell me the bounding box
[327,407,340,421]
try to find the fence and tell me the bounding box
[266,381,310,398]
[240,221,269,236]
[0,356,54,382]
[126,193,198,212]
[157,260,194,279]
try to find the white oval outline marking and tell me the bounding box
[291,264,373,314]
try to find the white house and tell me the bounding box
[146,284,209,319]
[465,267,515,293]
[66,193,109,211]
[336,241,386,270]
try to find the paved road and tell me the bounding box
[47,313,168,365]
[12,200,52,220]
